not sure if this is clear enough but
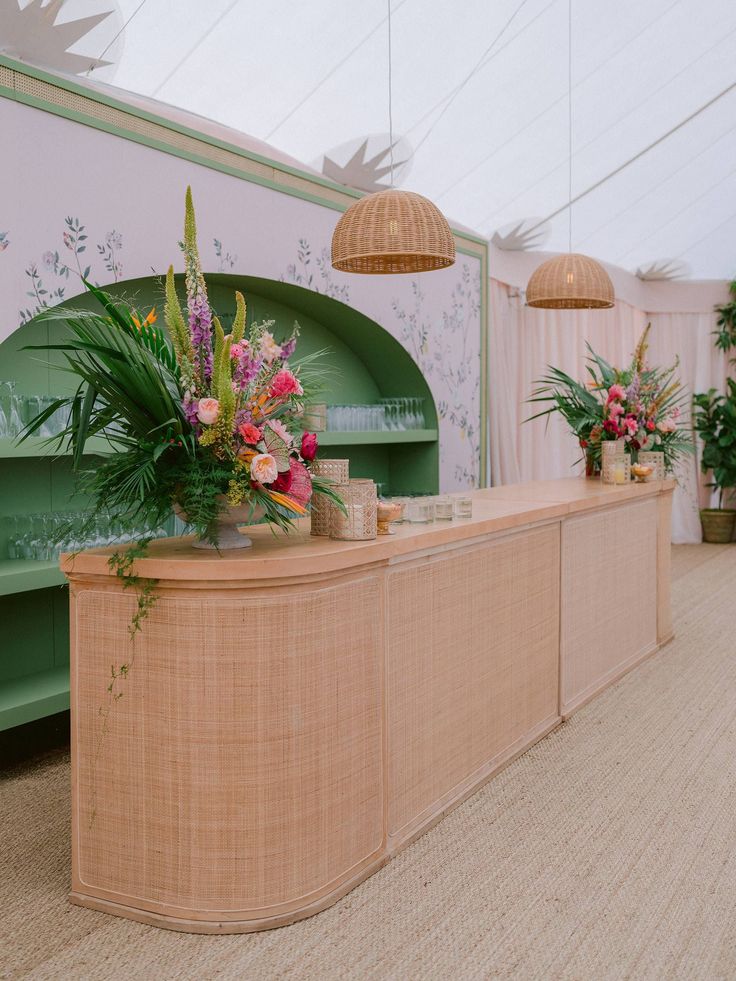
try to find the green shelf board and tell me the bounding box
[0,665,69,731]
[318,429,438,446]
[0,436,113,458]
[0,559,66,596]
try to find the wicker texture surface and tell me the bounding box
[309,458,349,536]
[6,546,734,978]
[638,450,665,480]
[329,479,377,541]
[526,253,615,309]
[64,481,672,932]
[72,577,383,917]
[331,189,456,274]
[387,526,560,837]
[560,499,658,715]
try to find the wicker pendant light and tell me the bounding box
[332,188,455,274]
[526,0,614,310]
[526,252,614,308]
[331,2,455,275]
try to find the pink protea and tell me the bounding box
[286,458,313,507]
[270,369,303,399]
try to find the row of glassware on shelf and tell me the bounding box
[0,381,69,439]
[325,398,426,432]
[1,383,427,441]
[2,510,188,561]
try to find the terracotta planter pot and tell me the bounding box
[700,508,736,544]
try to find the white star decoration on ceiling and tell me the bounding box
[0,0,119,76]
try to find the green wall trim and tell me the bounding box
[0,54,364,204]
[0,55,489,249]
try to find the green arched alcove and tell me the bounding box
[1,274,439,495]
[1,274,437,421]
[0,275,439,730]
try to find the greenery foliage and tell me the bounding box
[713,279,736,358]
[692,379,736,509]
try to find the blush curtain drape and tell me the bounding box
[488,279,730,543]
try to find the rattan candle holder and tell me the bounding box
[637,450,665,480]
[601,441,630,485]
[330,479,377,541]
[310,458,349,536]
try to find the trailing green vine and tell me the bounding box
[88,539,156,828]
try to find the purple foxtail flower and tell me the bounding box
[280,336,297,360]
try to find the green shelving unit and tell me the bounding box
[0,435,114,458]
[0,560,66,597]
[0,665,69,731]
[318,429,437,446]
[0,274,440,731]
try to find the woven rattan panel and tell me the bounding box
[7,69,353,207]
[560,499,657,714]
[386,525,560,837]
[73,577,383,916]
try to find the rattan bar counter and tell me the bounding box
[62,477,674,933]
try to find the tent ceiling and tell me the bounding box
[5,0,736,280]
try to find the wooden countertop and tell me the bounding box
[61,478,674,583]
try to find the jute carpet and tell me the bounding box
[2,545,736,981]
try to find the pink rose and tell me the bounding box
[250,453,279,484]
[300,432,318,461]
[196,398,220,425]
[239,422,262,443]
[270,369,303,399]
[607,384,626,402]
[646,419,656,432]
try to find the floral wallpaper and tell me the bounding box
[0,95,484,492]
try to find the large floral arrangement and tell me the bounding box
[23,188,342,545]
[528,324,692,474]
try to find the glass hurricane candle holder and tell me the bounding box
[453,496,473,519]
[406,497,434,524]
[434,496,454,520]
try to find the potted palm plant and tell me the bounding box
[692,380,736,542]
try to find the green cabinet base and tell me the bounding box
[0,665,69,732]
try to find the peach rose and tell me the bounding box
[250,453,278,484]
[196,398,220,425]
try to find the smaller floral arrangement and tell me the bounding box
[528,324,692,474]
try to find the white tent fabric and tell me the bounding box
[27,0,733,281]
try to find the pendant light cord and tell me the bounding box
[568,0,573,253]
[388,0,395,189]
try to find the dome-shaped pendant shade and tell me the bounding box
[331,189,456,274]
[526,253,615,309]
